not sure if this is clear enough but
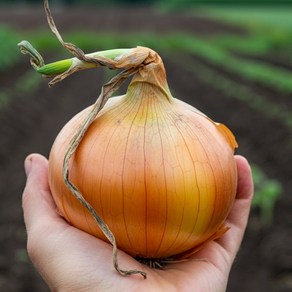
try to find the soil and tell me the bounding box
[0,5,291,292]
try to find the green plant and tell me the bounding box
[0,27,21,71]
[0,71,42,108]
[251,164,282,225]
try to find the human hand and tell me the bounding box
[23,153,253,292]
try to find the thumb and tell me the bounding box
[24,153,50,190]
[22,153,60,232]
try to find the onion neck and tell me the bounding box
[127,53,173,103]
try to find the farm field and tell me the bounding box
[0,4,291,291]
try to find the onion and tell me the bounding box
[18,0,238,277]
[48,55,237,261]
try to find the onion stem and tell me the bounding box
[18,40,134,78]
[38,48,133,75]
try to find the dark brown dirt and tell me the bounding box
[0,5,291,292]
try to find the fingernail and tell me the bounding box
[24,155,33,176]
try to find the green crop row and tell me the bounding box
[0,27,22,71]
[200,5,292,69]
[0,71,42,108]
[202,6,292,32]
[207,32,292,56]
[169,54,292,128]
[163,34,292,94]
[251,164,282,225]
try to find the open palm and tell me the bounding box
[23,154,253,292]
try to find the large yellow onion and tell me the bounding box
[48,49,237,260]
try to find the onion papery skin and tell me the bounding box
[48,61,237,259]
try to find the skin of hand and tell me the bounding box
[22,153,253,292]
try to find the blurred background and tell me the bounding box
[0,0,291,291]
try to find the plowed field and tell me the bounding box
[0,6,291,291]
